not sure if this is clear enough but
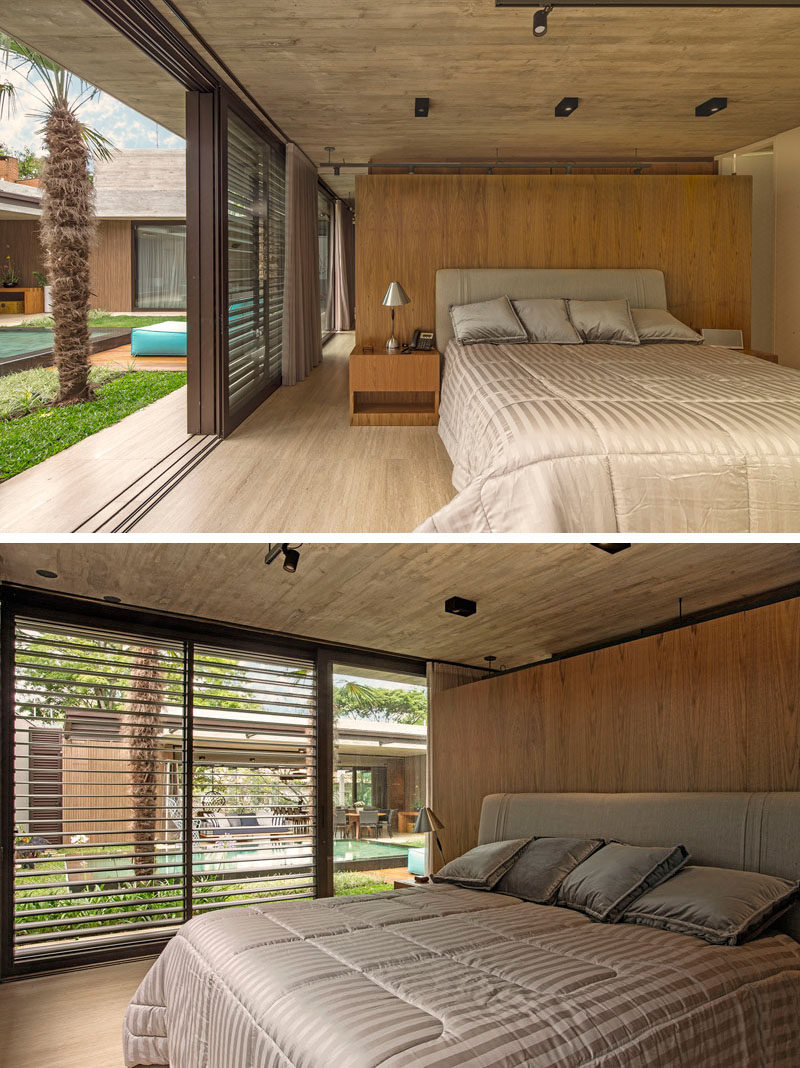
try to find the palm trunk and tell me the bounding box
[40,102,95,404]
[122,655,161,881]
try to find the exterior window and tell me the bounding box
[318,189,334,339]
[133,223,186,309]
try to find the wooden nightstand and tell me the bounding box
[349,345,440,426]
[743,349,779,364]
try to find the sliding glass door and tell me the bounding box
[133,223,187,310]
[226,113,285,424]
[3,610,316,975]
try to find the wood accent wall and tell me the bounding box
[430,597,800,861]
[89,221,133,312]
[0,220,45,287]
[355,174,752,348]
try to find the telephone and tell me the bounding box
[403,329,435,353]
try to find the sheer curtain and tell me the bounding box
[282,144,322,385]
[134,224,186,309]
[334,200,355,331]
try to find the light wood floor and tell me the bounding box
[0,957,155,1068]
[0,332,454,533]
[134,332,454,533]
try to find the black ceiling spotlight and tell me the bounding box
[103,595,122,604]
[415,97,430,117]
[533,3,553,36]
[591,543,632,555]
[695,97,727,117]
[555,96,579,117]
[265,543,302,573]
[35,569,58,579]
[445,595,477,617]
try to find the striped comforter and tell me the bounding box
[123,884,800,1067]
[416,341,800,533]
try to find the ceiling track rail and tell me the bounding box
[496,1,800,7]
[318,159,713,175]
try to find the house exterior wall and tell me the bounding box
[90,221,133,311]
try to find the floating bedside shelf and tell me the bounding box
[349,346,440,426]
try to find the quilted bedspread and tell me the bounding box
[123,884,800,1067]
[416,341,800,533]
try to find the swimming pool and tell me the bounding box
[0,327,130,375]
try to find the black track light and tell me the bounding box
[696,96,727,117]
[265,543,302,573]
[445,596,477,617]
[533,4,552,37]
[103,595,122,604]
[35,569,58,579]
[591,543,632,555]
[555,96,579,117]
[415,97,430,117]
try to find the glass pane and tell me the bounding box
[226,113,284,416]
[332,665,428,895]
[134,223,186,309]
[11,618,186,964]
[318,190,333,337]
[191,646,317,911]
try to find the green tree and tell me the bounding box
[17,145,43,179]
[333,683,427,725]
[0,36,113,404]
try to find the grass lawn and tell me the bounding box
[1,370,187,481]
[6,313,187,330]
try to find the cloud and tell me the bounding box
[0,65,184,154]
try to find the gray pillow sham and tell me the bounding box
[567,298,640,345]
[450,296,528,345]
[623,865,800,945]
[557,842,689,922]
[494,836,604,903]
[632,307,703,344]
[511,298,583,344]
[432,837,531,890]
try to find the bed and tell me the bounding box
[415,268,800,533]
[123,791,800,1067]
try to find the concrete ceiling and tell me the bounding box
[2,542,799,669]
[2,2,800,197]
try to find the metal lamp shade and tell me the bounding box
[382,282,411,308]
[413,807,444,834]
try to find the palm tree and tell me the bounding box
[0,36,113,404]
[122,653,162,881]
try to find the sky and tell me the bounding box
[0,63,184,156]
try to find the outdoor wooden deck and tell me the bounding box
[89,343,187,371]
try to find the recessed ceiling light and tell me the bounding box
[103,595,122,604]
[590,544,632,555]
[696,96,727,117]
[35,569,58,579]
[414,97,430,118]
[555,96,579,118]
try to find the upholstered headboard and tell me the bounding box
[435,267,668,351]
[478,792,800,941]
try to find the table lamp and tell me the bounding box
[413,806,445,867]
[382,281,410,352]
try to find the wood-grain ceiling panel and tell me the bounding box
[1,543,799,668]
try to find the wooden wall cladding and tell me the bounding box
[89,221,133,312]
[430,597,800,861]
[355,174,752,348]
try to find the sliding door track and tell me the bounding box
[71,434,219,533]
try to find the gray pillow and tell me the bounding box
[450,296,527,345]
[567,298,640,345]
[494,836,604,903]
[632,307,703,344]
[557,842,689,922]
[511,298,583,344]
[431,838,531,890]
[623,865,800,945]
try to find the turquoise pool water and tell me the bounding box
[0,327,123,367]
[333,840,408,862]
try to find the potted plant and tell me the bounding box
[33,268,52,312]
[0,255,20,287]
